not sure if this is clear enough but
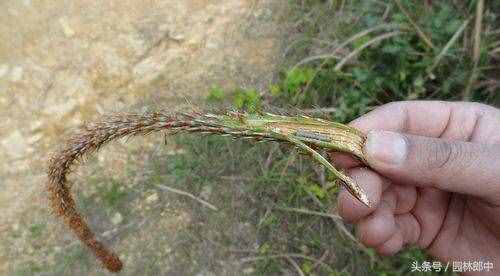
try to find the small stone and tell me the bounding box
[28,133,43,145]
[199,185,212,200]
[206,40,218,49]
[30,120,43,131]
[111,212,123,225]
[102,230,112,238]
[2,130,26,158]
[10,66,23,82]
[170,32,185,41]
[0,64,9,78]
[59,17,75,38]
[243,267,255,274]
[145,193,159,204]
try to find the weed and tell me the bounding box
[28,223,46,239]
[279,0,499,114]
[206,86,225,103]
[97,181,129,211]
[233,88,263,112]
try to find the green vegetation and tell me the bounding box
[279,0,499,113]
[203,0,499,275]
[28,223,46,240]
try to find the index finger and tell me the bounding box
[350,101,491,140]
[330,100,495,168]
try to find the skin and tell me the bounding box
[330,101,500,275]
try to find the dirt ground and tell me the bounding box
[0,1,286,274]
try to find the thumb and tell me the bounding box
[363,130,500,201]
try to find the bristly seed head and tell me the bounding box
[47,110,368,272]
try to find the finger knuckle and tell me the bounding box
[424,140,472,172]
[426,140,454,169]
[469,102,493,113]
[379,101,406,113]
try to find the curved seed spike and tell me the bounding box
[285,136,371,207]
[47,110,370,272]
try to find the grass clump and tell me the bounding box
[277,0,499,116]
[93,0,498,274]
[193,0,499,275]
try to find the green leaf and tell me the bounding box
[306,183,326,199]
[353,35,371,49]
[270,84,281,96]
[233,88,262,112]
[301,261,313,274]
[206,86,225,102]
[284,68,315,95]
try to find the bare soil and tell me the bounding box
[0,1,286,274]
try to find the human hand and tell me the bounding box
[331,101,500,274]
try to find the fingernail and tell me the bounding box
[365,131,407,165]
